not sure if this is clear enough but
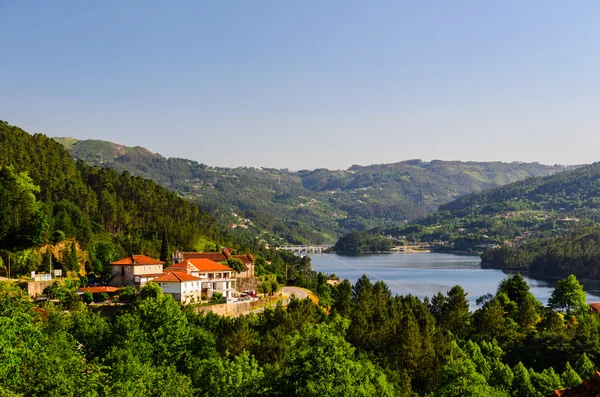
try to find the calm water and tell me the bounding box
[310,253,600,308]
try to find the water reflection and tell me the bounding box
[309,253,600,309]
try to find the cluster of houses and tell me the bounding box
[95,248,255,304]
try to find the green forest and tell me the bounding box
[1,272,598,396]
[481,228,600,278]
[364,163,600,257]
[56,137,573,245]
[0,121,316,287]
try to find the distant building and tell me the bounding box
[110,254,164,286]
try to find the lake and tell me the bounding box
[310,253,600,308]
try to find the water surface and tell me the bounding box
[310,253,600,308]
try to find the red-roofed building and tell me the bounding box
[231,254,255,278]
[163,258,236,300]
[78,286,120,294]
[153,272,204,304]
[110,254,165,287]
[552,370,600,396]
[590,303,600,314]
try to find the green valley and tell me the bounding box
[55,137,577,245]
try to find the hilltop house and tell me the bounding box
[109,254,164,287]
[231,254,255,278]
[153,272,203,304]
[163,258,236,300]
[173,248,255,278]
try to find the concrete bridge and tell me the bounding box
[276,245,333,255]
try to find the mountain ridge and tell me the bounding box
[55,136,582,244]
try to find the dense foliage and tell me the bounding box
[368,163,600,256]
[481,228,600,278]
[0,121,250,277]
[56,137,573,244]
[2,272,599,396]
[333,231,395,253]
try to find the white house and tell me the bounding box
[153,272,203,304]
[163,258,236,300]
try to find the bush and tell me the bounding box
[83,291,94,304]
[210,292,224,304]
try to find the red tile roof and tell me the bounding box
[164,262,196,274]
[590,303,600,313]
[231,254,255,265]
[553,370,600,396]
[153,272,203,283]
[111,255,164,266]
[183,258,234,272]
[79,286,120,294]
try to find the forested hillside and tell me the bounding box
[0,121,243,277]
[55,137,576,244]
[378,163,600,253]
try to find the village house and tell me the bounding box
[153,272,203,304]
[109,254,164,287]
[164,258,237,300]
[230,254,255,278]
[173,248,255,278]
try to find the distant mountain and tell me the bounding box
[56,137,581,244]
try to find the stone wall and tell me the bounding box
[20,280,56,297]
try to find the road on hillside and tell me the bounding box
[282,286,309,300]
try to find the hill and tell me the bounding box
[378,163,600,262]
[0,121,234,277]
[55,137,577,244]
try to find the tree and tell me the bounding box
[548,274,587,315]
[575,353,595,379]
[278,316,396,396]
[257,281,272,298]
[226,258,245,273]
[561,362,582,388]
[211,292,224,303]
[160,231,170,265]
[63,240,79,273]
[511,362,536,397]
[442,285,470,339]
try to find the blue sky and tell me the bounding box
[1,1,599,169]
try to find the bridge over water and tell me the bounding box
[276,245,333,254]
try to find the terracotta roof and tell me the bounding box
[590,303,600,313]
[552,370,600,396]
[153,272,203,283]
[164,262,199,274]
[182,248,236,261]
[79,286,120,293]
[231,254,255,265]
[111,255,164,266]
[183,258,235,272]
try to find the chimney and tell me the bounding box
[130,252,135,264]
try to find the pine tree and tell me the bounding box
[63,240,79,273]
[575,353,595,379]
[511,362,536,397]
[561,362,582,388]
[160,231,170,265]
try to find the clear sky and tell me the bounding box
[1,1,599,169]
